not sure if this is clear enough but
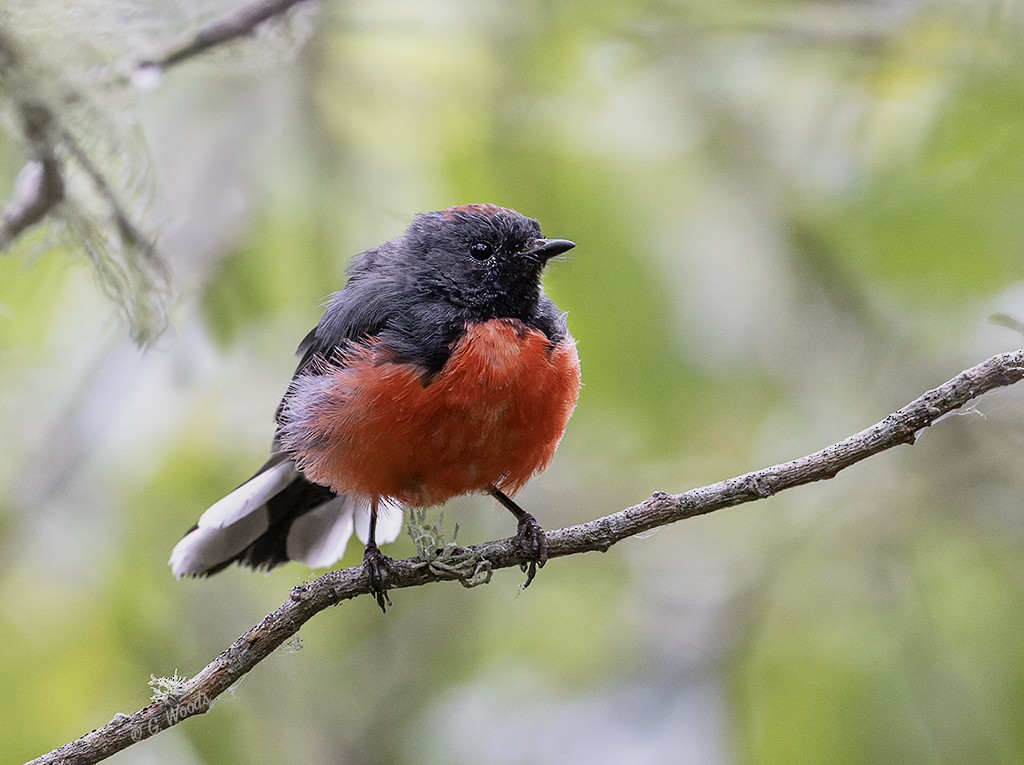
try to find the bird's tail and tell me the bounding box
[169,455,403,577]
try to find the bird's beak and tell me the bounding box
[524,238,576,261]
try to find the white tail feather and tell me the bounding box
[289,496,404,568]
[196,459,297,529]
[169,508,270,577]
[286,496,355,568]
[354,498,404,545]
[170,455,406,576]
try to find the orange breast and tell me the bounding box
[285,319,580,506]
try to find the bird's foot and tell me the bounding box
[513,512,548,588]
[363,543,394,612]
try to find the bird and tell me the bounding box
[170,204,580,610]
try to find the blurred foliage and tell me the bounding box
[0,10,170,342]
[3,0,1024,763]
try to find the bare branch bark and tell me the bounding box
[0,154,64,249]
[26,349,1024,765]
[0,33,65,250]
[137,0,314,71]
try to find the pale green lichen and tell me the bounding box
[147,672,188,703]
[0,2,169,343]
[407,508,492,588]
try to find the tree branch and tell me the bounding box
[1,0,315,255]
[137,0,315,71]
[0,151,64,250]
[26,349,1024,765]
[0,32,65,251]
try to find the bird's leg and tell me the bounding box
[362,498,393,612]
[487,485,548,587]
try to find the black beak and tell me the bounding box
[524,238,576,261]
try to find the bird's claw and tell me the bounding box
[513,512,548,588]
[363,544,393,612]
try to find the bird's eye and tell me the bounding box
[469,241,493,261]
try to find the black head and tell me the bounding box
[393,204,575,322]
[309,204,575,376]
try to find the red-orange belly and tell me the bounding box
[282,319,580,506]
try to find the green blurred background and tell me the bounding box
[3,1,1024,763]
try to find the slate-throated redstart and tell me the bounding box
[170,204,580,610]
